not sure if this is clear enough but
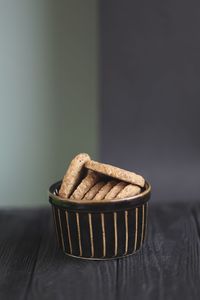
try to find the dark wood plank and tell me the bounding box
[0,202,200,300]
[0,209,48,300]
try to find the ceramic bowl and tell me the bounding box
[49,180,151,260]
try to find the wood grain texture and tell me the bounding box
[0,202,200,300]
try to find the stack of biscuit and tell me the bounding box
[59,153,145,201]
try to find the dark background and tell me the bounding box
[0,2,200,299]
[100,0,200,202]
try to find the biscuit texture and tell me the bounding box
[93,180,117,201]
[70,170,100,200]
[116,184,141,199]
[104,181,127,200]
[83,181,105,200]
[85,160,145,187]
[59,153,90,198]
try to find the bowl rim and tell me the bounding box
[49,180,151,205]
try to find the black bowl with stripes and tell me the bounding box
[49,180,151,260]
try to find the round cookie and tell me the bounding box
[116,184,141,199]
[85,160,145,187]
[83,181,105,200]
[59,153,90,198]
[70,170,100,200]
[93,180,117,201]
[104,181,127,200]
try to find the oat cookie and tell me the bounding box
[85,160,145,187]
[59,153,90,198]
[116,184,141,199]
[83,181,105,200]
[93,180,117,201]
[104,181,127,200]
[70,170,100,200]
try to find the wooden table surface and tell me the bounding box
[0,201,200,300]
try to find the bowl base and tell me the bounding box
[62,249,141,261]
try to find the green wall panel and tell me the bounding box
[0,0,98,206]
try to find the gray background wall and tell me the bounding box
[100,0,200,202]
[1,0,199,206]
[0,0,98,206]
